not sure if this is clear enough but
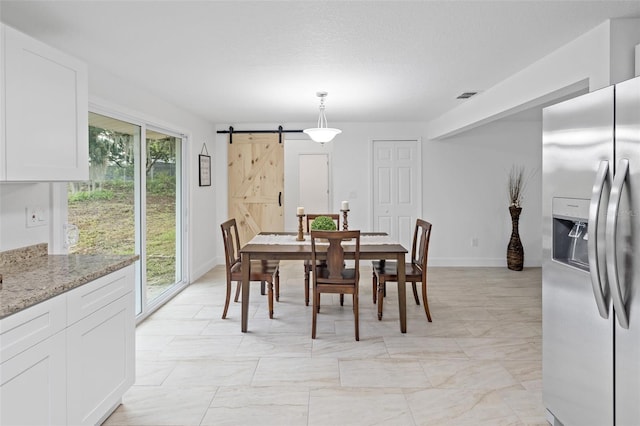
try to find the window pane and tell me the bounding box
[145,130,181,302]
[68,113,139,257]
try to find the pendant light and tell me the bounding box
[303,91,341,143]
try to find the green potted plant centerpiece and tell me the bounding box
[310,216,337,231]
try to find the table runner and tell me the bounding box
[248,234,396,245]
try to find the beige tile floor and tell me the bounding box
[104,262,545,426]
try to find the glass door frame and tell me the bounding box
[54,103,190,323]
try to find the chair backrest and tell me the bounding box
[411,219,433,272]
[311,230,360,283]
[306,214,340,232]
[220,218,242,271]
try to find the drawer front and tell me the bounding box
[67,265,135,326]
[0,294,66,363]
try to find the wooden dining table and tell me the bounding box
[239,232,408,333]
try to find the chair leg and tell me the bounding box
[421,281,432,322]
[411,282,420,305]
[304,266,310,306]
[377,280,384,320]
[372,271,377,303]
[222,279,232,319]
[354,292,359,341]
[312,289,319,339]
[260,280,266,295]
[233,281,241,302]
[268,281,274,319]
[275,270,280,302]
[340,294,344,306]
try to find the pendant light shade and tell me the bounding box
[303,92,341,143]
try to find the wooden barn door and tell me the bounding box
[228,133,284,243]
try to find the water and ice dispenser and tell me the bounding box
[552,198,590,271]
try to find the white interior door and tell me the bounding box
[299,154,329,213]
[372,139,422,254]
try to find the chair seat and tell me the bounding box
[230,260,278,280]
[372,260,422,281]
[316,267,357,281]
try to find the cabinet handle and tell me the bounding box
[278,192,282,207]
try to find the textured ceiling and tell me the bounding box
[1,1,639,125]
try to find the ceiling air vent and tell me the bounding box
[457,91,478,99]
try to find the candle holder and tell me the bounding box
[340,209,349,230]
[296,214,305,241]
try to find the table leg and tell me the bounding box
[241,253,250,332]
[397,253,407,333]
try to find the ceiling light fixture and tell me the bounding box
[303,91,341,143]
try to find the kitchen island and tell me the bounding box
[0,243,139,426]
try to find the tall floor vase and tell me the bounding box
[507,206,524,271]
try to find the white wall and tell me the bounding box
[217,119,542,268]
[429,18,640,139]
[0,183,51,251]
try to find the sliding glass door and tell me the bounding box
[68,111,186,317]
[144,128,183,303]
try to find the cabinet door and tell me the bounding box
[67,292,135,426]
[0,331,67,426]
[1,24,88,181]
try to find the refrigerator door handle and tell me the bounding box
[588,160,610,318]
[606,158,630,329]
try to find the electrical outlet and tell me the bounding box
[25,206,48,228]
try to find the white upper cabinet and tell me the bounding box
[0,24,88,181]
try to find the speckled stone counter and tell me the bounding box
[0,244,138,319]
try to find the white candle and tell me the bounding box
[297,206,304,215]
[341,201,349,210]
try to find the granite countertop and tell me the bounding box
[0,243,138,319]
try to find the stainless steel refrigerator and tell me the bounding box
[542,75,640,426]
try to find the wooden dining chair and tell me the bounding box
[311,230,361,341]
[303,214,341,306]
[372,219,433,322]
[220,218,280,319]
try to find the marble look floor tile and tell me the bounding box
[236,333,312,358]
[384,336,468,359]
[157,335,243,360]
[464,321,541,338]
[103,386,216,426]
[309,387,414,426]
[312,335,389,358]
[134,334,174,351]
[501,360,543,391]
[404,388,522,426]
[106,265,545,426]
[149,303,205,319]
[497,389,547,425]
[136,318,211,336]
[339,359,431,388]
[162,358,258,388]
[421,359,521,391]
[455,337,541,361]
[201,386,309,426]
[134,358,177,386]
[252,357,340,387]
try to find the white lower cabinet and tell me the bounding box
[0,265,135,425]
[67,292,135,425]
[0,331,67,425]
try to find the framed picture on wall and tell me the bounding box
[199,154,211,187]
